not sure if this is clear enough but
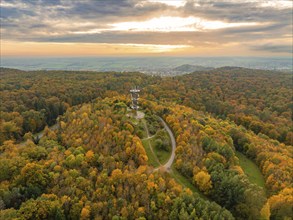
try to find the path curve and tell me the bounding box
[155,117,176,171]
[19,124,59,146]
[37,124,59,139]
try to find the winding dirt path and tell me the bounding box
[153,117,176,172]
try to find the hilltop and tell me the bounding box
[0,67,292,219]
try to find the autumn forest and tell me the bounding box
[0,67,292,220]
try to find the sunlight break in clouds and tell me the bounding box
[72,16,262,34]
[110,17,261,32]
[117,43,191,52]
[146,0,187,7]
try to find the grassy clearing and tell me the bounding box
[150,129,172,165]
[129,117,139,126]
[142,139,160,168]
[170,165,209,200]
[236,151,266,190]
[140,128,171,167]
[154,149,169,164]
[137,120,147,138]
[151,144,170,165]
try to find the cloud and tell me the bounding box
[251,44,292,53]
[181,0,292,23]
[0,0,292,55]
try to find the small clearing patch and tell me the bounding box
[142,139,160,168]
[236,151,266,190]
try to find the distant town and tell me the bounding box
[1,57,292,76]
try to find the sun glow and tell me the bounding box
[72,16,262,35]
[111,17,197,32]
[111,17,261,32]
[116,43,190,52]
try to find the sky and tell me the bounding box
[0,0,292,57]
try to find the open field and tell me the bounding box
[236,151,266,190]
[141,138,160,168]
[150,131,171,165]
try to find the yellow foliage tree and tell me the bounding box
[194,171,212,194]
[260,202,270,220]
[85,150,94,161]
[80,206,90,220]
[111,169,123,181]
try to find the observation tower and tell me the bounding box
[130,87,140,114]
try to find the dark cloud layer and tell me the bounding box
[0,0,292,54]
[251,44,293,53]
